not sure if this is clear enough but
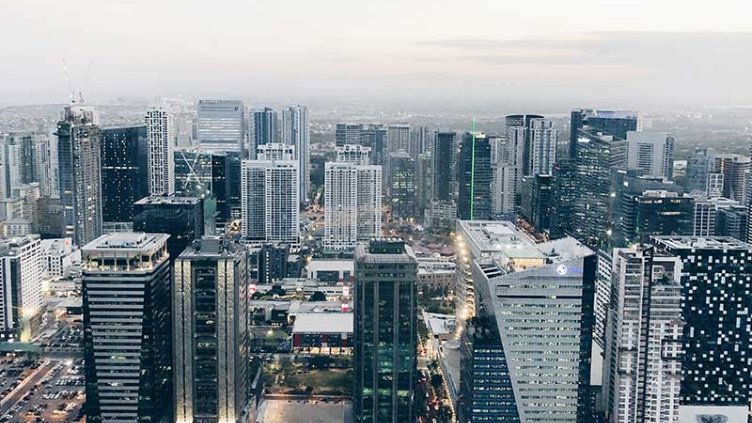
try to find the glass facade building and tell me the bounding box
[457,132,492,221]
[354,239,418,423]
[100,125,148,223]
[132,196,204,260]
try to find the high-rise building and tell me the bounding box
[387,124,410,154]
[354,239,418,423]
[335,123,363,147]
[572,129,627,248]
[100,126,148,224]
[569,109,639,158]
[132,196,204,260]
[651,236,752,413]
[281,105,310,204]
[57,104,103,246]
[388,150,415,219]
[241,158,299,244]
[256,143,295,161]
[685,148,710,193]
[455,220,596,423]
[196,100,246,153]
[1,132,46,199]
[711,154,750,203]
[518,174,553,234]
[490,134,522,218]
[145,108,175,196]
[550,159,578,239]
[256,243,291,284]
[506,114,557,176]
[415,151,432,213]
[432,131,456,202]
[457,132,492,220]
[602,245,682,423]
[173,236,249,423]
[360,124,388,166]
[252,107,279,155]
[82,233,172,423]
[625,131,675,180]
[0,235,43,342]
[324,148,382,250]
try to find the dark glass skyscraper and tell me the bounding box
[457,132,492,220]
[252,107,279,155]
[100,125,148,223]
[388,151,416,219]
[433,131,456,201]
[569,109,638,158]
[132,196,204,260]
[82,233,172,423]
[354,239,418,423]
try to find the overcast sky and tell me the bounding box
[2,0,751,109]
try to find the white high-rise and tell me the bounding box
[281,105,310,204]
[626,131,675,180]
[603,246,682,423]
[527,118,557,175]
[490,135,521,217]
[324,145,382,250]
[145,108,175,196]
[241,157,299,244]
[0,235,43,342]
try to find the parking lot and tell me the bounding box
[0,355,84,423]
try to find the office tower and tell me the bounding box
[715,202,748,240]
[174,148,214,198]
[335,123,363,147]
[602,245,682,423]
[518,174,553,234]
[360,124,388,166]
[256,243,291,284]
[457,132,492,220]
[145,108,175,196]
[1,132,46,199]
[706,172,724,198]
[324,146,382,250]
[173,236,249,423]
[711,154,750,202]
[415,151,432,213]
[570,109,639,158]
[626,131,675,180]
[252,107,279,154]
[549,159,578,238]
[196,100,246,153]
[336,144,371,165]
[455,220,595,423]
[610,170,693,248]
[506,114,557,176]
[490,134,522,218]
[241,158,299,244]
[82,233,171,423]
[651,236,752,414]
[100,126,148,224]
[132,196,204,260]
[57,104,103,246]
[0,235,42,342]
[281,105,310,204]
[432,131,456,201]
[572,129,627,248]
[354,239,418,423]
[388,151,415,219]
[685,148,710,192]
[387,124,410,154]
[409,126,430,159]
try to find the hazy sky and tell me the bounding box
[2,0,751,109]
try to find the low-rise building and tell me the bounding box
[291,312,354,354]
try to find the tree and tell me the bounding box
[431,373,444,390]
[309,291,327,302]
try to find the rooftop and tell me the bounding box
[134,195,202,205]
[292,312,353,334]
[82,232,169,254]
[653,236,752,252]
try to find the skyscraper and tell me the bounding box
[505,114,557,177]
[457,132,492,220]
[173,236,249,423]
[711,153,750,203]
[57,104,103,246]
[335,123,363,147]
[354,239,418,423]
[387,124,410,154]
[145,108,175,196]
[455,220,596,423]
[602,245,682,423]
[252,107,279,156]
[0,235,43,342]
[360,124,388,166]
[324,146,382,250]
[281,105,310,204]
[388,150,415,219]
[241,157,299,244]
[651,236,752,416]
[490,134,521,218]
[569,109,639,158]
[100,125,148,224]
[626,131,675,180]
[82,233,172,423]
[132,196,204,260]
[432,131,456,202]
[196,100,246,153]
[1,132,45,199]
